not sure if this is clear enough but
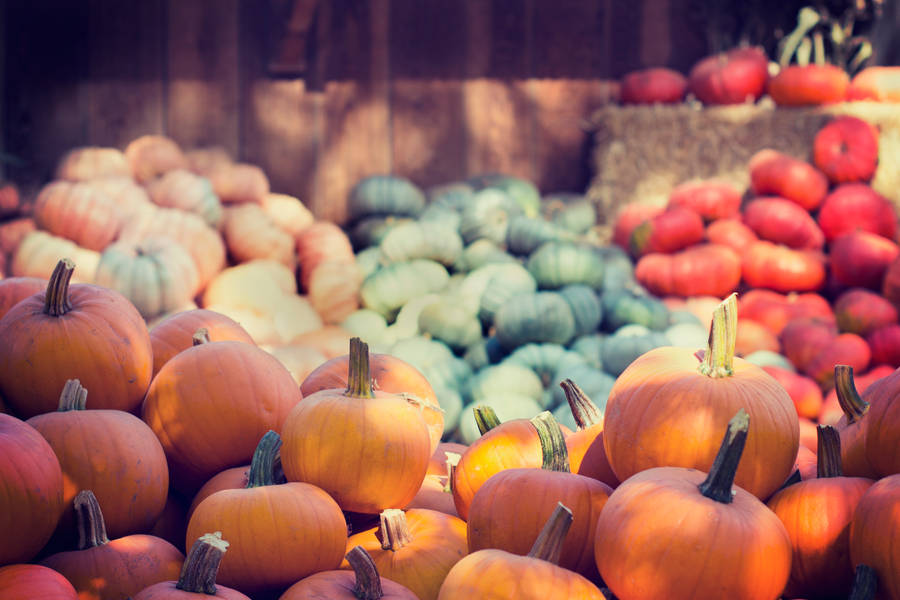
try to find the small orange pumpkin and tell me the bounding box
[281,546,418,599]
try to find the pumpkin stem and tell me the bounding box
[526,502,573,564]
[848,564,878,600]
[698,409,749,503]
[73,490,110,549]
[176,532,229,594]
[560,378,602,429]
[698,293,738,379]
[601,589,619,600]
[347,546,384,600]
[530,411,570,472]
[816,425,843,478]
[44,258,75,317]
[192,328,211,346]
[834,365,868,425]
[246,430,282,488]
[474,405,501,435]
[346,338,375,399]
[443,452,461,494]
[57,379,88,411]
[376,509,412,551]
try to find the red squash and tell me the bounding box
[762,366,824,421]
[846,65,900,102]
[628,206,705,258]
[619,67,687,104]
[667,179,742,221]
[748,149,829,211]
[780,317,839,373]
[830,230,900,290]
[867,325,900,368]
[688,46,769,105]
[767,64,850,106]
[817,183,897,243]
[742,240,826,293]
[803,334,871,390]
[705,218,758,254]
[738,289,834,336]
[834,288,898,336]
[813,116,880,184]
[612,203,664,250]
[742,196,825,250]
[635,243,741,298]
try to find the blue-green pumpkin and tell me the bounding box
[458,188,523,245]
[466,363,544,406]
[526,241,605,290]
[597,245,636,291]
[542,192,597,234]
[379,220,464,267]
[505,216,572,256]
[468,173,541,218]
[493,291,577,350]
[418,298,483,352]
[452,239,518,273]
[348,175,426,222]
[600,287,669,332]
[569,334,606,370]
[360,259,450,319]
[600,324,668,376]
[349,215,415,250]
[559,284,603,337]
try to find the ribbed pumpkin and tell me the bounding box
[282,546,418,599]
[619,67,687,104]
[860,366,900,477]
[526,242,605,290]
[41,490,185,600]
[87,175,155,220]
[222,203,296,269]
[0,563,78,599]
[849,474,900,600]
[142,330,301,492]
[149,308,255,377]
[603,294,799,500]
[830,230,900,290]
[94,236,200,319]
[768,64,849,106]
[348,175,426,222]
[259,192,314,238]
[27,380,169,545]
[635,243,741,298]
[125,135,188,183]
[0,413,64,565]
[748,148,829,211]
[186,432,347,595]
[146,169,223,228]
[506,216,572,256]
[705,217,758,254]
[11,229,101,284]
[380,220,464,266]
[55,146,131,182]
[742,240,826,292]
[668,178,742,221]
[494,291,576,350]
[813,116,880,184]
[308,260,362,324]
[33,180,122,251]
[281,338,432,513]
[361,259,450,319]
[835,288,898,336]
[612,203,664,250]
[818,183,897,243]
[0,259,153,418]
[742,196,825,250]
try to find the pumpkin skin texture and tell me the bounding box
[668,178,742,221]
[742,240,826,293]
[55,146,131,182]
[803,333,871,391]
[612,203,664,250]
[281,547,417,600]
[818,184,897,243]
[628,206,705,258]
[635,243,741,298]
[603,297,799,500]
[862,368,900,477]
[867,325,900,368]
[0,260,153,419]
[281,339,432,514]
[830,231,900,290]
[705,218,758,254]
[742,196,824,250]
[125,135,188,183]
[0,563,78,599]
[849,474,900,600]
[768,64,850,106]
[748,148,829,211]
[149,308,255,377]
[835,288,898,336]
[813,116,880,184]
[33,180,122,251]
[739,289,834,336]
[619,67,687,104]
[688,46,769,105]
[27,380,169,546]
[0,276,45,321]
[142,337,301,493]
[0,414,65,565]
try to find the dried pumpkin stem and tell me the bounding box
[377,509,412,551]
[834,365,868,424]
[246,430,282,488]
[816,425,843,478]
[192,328,211,346]
[698,293,738,379]
[531,411,570,472]
[347,546,384,600]
[560,378,602,429]
[848,564,878,600]
[346,338,375,398]
[527,502,573,564]
[176,532,229,594]
[698,409,749,503]
[74,490,110,550]
[44,258,75,317]
[474,405,501,435]
[57,379,88,411]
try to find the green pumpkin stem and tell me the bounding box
[530,411,570,472]
[74,490,110,550]
[377,509,412,551]
[816,425,843,478]
[57,379,87,411]
[474,405,502,435]
[834,365,868,425]
[346,338,375,399]
[246,430,282,488]
[44,258,75,317]
[698,409,749,503]
[848,564,878,600]
[192,328,211,346]
[443,452,461,494]
[560,378,602,429]
[176,532,229,594]
[346,546,384,600]
[527,502,573,564]
[698,293,738,379]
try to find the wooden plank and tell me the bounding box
[388,0,467,79]
[532,0,609,78]
[165,0,241,157]
[85,0,166,148]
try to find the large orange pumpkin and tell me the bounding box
[860,366,900,477]
[603,294,799,500]
[33,180,122,251]
[0,259,153,418]
[149,308,255,377]
[849,474,900,600]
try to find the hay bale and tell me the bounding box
[586,101,900,243]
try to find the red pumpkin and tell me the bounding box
[803,334,871,390]
[846,65,900,102]
[768,64,850,106]
[739,289,834,335]
[762,366,823,420]
[667,178,742,221]
[748,148,829,211]
[705,218,758,254]
[688,46,769,105]
[629,206,704,257]
[742,196,825,250]
[849,474,900,599]
[819,184,897,244]
[612,204,664,250]
[830,230,900,290]
[867,325,900,368]
[0,276,45,321]
[742,240,826,292]
[619,67,687,104]
[780,317,839,372]
[813,116,880,184]
[835,288,898,336]
[0,564,78,599]
[635,243,741,298]
[735,318,781,356]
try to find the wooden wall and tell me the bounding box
[2,0,709,224]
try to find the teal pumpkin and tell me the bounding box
[600,287,669,332]
[349,215,414,250]
[360,259,450,319]
[526,242,605,290]
[418,298,483,351]
[559,285,603,337]
[380,221,463,266]
[467,363,545,406]
[468,173,542,218]
[453,239,518,273]
[494,291,577,350]
[601,324,668,376]
[597,245,636,291]
[506,216,572,256]
[426,181,474,210]
[348,175,426,222]
[569,334,606,370]
[458,189,523,245]
[419,204,462,232]
[542,193,597,234]
[503,343,587,387]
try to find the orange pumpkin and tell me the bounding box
[860,366,900,477]
[281,546,418,599]
[0,259,153,418]
[40,490,185,600]
[146,169,223,229]
[832,366,880,479]
[603,294,799,500]
[849,474,900,600]
[10,230,101,284]
[221,203,296,269]
[187,465,253,522]
[125,135,188,183]
[281,338,432,513]
[308,260,362,324]
[185,431,347,595]
[207,162,270,204]
[149,308,255,377]
[33,180,122,251]
[560,379,618,488]
[404,474,460,518]
[0,563,78,599]
[0,276,45,321]
[295,221,355,291]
